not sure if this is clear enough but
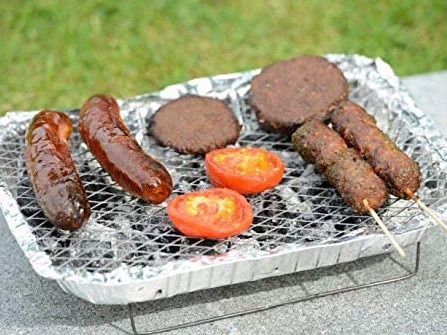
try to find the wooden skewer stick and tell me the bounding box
[363,199,406,258]
[406,190,447,232]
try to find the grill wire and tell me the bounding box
[1,57,446,278]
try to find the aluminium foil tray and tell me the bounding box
[1,54,446,305]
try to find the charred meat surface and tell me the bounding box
[79,94,173,204]
[149,95,241,155]
[248,55,349,135]
[331,101,421,199]
[292,119,389,213]
[25,110,91,230]
[292,118,349,174]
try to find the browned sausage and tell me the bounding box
[24,110,91,230]
[79,94,173,204]
[292,119,389,213]
[331,101,421,199]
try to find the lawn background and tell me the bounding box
[1,0,446,115]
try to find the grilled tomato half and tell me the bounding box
[205,147,285,195]
[167,188,254,239]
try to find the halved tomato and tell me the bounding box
[205,146,285,195]
[167,188,254,239]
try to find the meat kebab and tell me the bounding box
[331,101,446,231]
[292,119,405,256]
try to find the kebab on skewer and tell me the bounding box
[331,101,446,231]
[292,119,406,257]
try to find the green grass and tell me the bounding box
[1,0,446,115]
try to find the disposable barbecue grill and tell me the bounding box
[0,54,446,334]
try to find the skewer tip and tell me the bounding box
[405,190,447,232]
[363,199,406,258]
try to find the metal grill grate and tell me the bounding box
[0,98,441,274]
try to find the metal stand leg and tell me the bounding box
[128,242,421,335]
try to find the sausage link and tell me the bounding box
[25,110,91,230]
[331,101,421,199]
[79,94,173,204]
[292,119,389,213]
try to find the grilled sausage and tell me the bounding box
[292,119,389,213]
[331,101,421,199]
[24,110,91,230]
[79,94,173,204]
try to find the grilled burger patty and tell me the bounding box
[149,95,241,155]
[248,55,349,135]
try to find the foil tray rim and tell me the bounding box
[55,227,429,305]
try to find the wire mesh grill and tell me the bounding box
[1,55,446,283]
